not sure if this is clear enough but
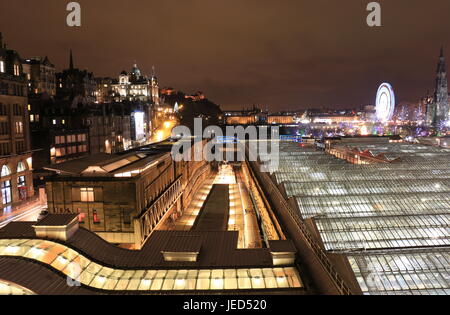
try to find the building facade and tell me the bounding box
[56,50,96,105]
[111,64,160,104]
[95,77,115,104]
[30,99,133,170]
[85,106,132,154]
[0,33,34,210]
[44,141,211,248]
[22,56,56,97]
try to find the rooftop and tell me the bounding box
[33,214,78,227]
[0,219,304,294]
[263,139,450,295]
[43,144,174,177]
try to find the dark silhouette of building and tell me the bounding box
[427,47,449,127]
[56,50,96,106]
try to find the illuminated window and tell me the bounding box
[13,64,20,76]
[15,121,23,134]
[1,165,11,177]
[1,180,12,204]
[77,134,86,142]
[0,61,4,73]
[17,162,26,173]
[17,175,26,187]
[80,187,94,202]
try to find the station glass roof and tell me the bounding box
[268,140,450,295]
[0,239,302,292]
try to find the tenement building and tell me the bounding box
[30,100,132,170]
[56,50,96,105]
[22,56,56,98]
[0,33,34,211]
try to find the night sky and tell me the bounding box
[1,0,450,111]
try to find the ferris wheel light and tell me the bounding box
[376,83,396,122]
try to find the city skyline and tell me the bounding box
[1,1,450,298]
[1,0,450,111]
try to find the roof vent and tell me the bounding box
[33,214,79,241]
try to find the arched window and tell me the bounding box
[17,161,26,173]
[1,165,11,177]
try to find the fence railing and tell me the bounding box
[135,177,183,246]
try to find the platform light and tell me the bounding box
[5,246,19,254]
[29,247,44,258]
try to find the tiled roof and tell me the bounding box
[0,223,274,269]
[268,240,297,253]
[34,214,78,226]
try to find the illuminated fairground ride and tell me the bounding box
[375,83,396,123]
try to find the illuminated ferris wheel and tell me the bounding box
[375,83,396,122]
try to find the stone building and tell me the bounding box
[29,100,132,170]
[44,141,211,248]
[56,50,96,105]
[111,64,160,104]
[0,33,34,210]
[22,56,56,97]
[224,107,267,125]
[94,77,115,104]
[85,104,132,154]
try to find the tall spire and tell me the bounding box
[432,46,449,127]
[69,49,74,70]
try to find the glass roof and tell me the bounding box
[0,280,35,295]
[349,249,450,295]
[264,140,450,295]
[0,239,302,292]
[315,214,449,251]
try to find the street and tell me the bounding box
[0,202,46,229]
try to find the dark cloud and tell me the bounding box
[1,0,450,111]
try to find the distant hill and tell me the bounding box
[164,92,223,129]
